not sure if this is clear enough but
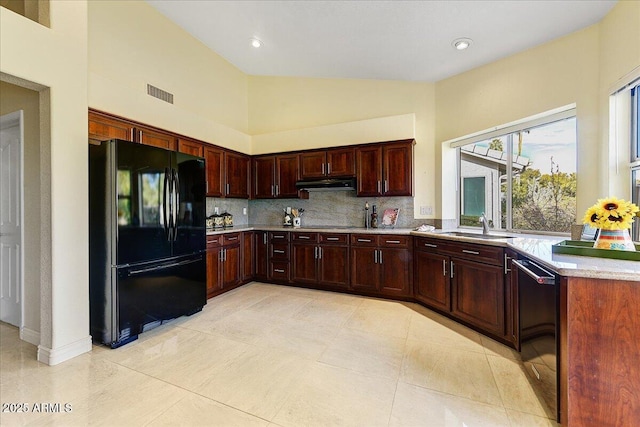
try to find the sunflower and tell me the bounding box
[584,197,640,230]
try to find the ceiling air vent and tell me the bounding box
[147,84,174,104]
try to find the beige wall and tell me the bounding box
[0,81,40,338]
[1,1,90,364]
[88,0,251,153]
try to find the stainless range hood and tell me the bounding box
[295,177,356,191]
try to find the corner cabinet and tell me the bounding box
[356,140,413,197]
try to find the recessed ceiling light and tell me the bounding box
[250,38,263,48]
[452,38,472,50]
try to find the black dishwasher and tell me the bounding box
[513,257,560,422]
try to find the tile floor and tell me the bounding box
[0,282,558,426]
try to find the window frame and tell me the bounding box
[454,107,577,235]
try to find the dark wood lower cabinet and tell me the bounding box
[350,246,380,292]
[414,250,450,312]
[291,243,318,285]
[242,232,254,282]
[379,247,412,297]
[254,231,268,280]
[317,245,349,290]
[450,257,505,337]
[206,233,242,298]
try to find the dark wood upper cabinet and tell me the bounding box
[300,148,356,180]
[225,152,250,199]
[300,151,327,179]
[356,145,383,197]
[276,154,299,198]
[89,110,134,142]
[178,138,204,157]
[204,146,224,197]
[356,141,413,197]
[253,156,276,198]
[327,148,355,177]
[135,126,177,151]
[253,154,299,199]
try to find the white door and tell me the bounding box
[0,111,23,327]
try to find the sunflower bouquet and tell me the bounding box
[583,197,640,230]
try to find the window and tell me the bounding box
[631,84,639,240]
[456,111,577,234]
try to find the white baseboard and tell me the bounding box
[37,336,92,366]
[19,327,40,346]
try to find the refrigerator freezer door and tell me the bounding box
[92,254,206,348]
[173,152,206,257]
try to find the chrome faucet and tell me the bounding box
[479,213,489,235]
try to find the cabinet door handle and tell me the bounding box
[226,183,230,194]
[442,259,447,277]
[298,235,311,239]
[374,250,378,264]
[377,180,381,193]
[424,243,437,248]
[384,180,388,193]
[379,249,383,264]
[219,250,224,262]
[274,268,285,273]
[327,163,331,175]
[386,240,400,244]
[263,234,267,244]
[319,247,322,259]
[227,236,238,241]
[139,130,143,142]
[462,249,480,255]
[314,246,318,259]
[358,238,372,242]
[504,253,511,274]
[321,163,325,174]
[274,249,285,254]
[273,235,285,239]
[271,185,274,196]
[326,237,339,241]
[206,180,209,193]
[275,184,279,196]
[450,261,454,278]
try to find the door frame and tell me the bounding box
[0,110,25,328]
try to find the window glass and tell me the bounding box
[458,115,576,233]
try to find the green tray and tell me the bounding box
[552,240,640,261]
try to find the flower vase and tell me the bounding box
[594,229,636,251]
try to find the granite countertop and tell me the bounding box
[411,229,640,282]
[207,225,415,235]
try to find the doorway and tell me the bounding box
[0,110,24,327]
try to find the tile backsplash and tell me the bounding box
[248,191,431,229]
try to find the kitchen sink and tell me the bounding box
[438,231,514,240]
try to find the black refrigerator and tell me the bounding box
[89,139,206,348]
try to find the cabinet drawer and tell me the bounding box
[207,235,222,248]
[414,237,445,252]
[269,231,290,242]
[379,235,411,248]
[292,232,319,243]
[351,234,379,246]
[270,262,290,281]
[270,243,290,260]
[443,242,504,266]
[222,233,241,245]
[319,233,349,245]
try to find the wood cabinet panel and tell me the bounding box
[379,247,412,297]
[350,247,380,292]
[254,231,269,280]
[242,232,254,282]
[221,243,241,289]
[291,243,317,285]
[136,127,177,151]
[206,247,222,297]
[89,111,134,141]
[382,143,412,196]
[356,145,383,197]
[327,148,355,177]
[451,258,505,337]
[300,152,327,179]
[178,138,204,157]
[204,146,224,197]
[225,152,250,199]
[414,250,450,312]
[276,154,299,198]
[253,156,276,198]
[318,245,349,289]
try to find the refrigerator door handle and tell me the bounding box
[172,168,180,241]
[128,257,202,276]
[163,168,171,241]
